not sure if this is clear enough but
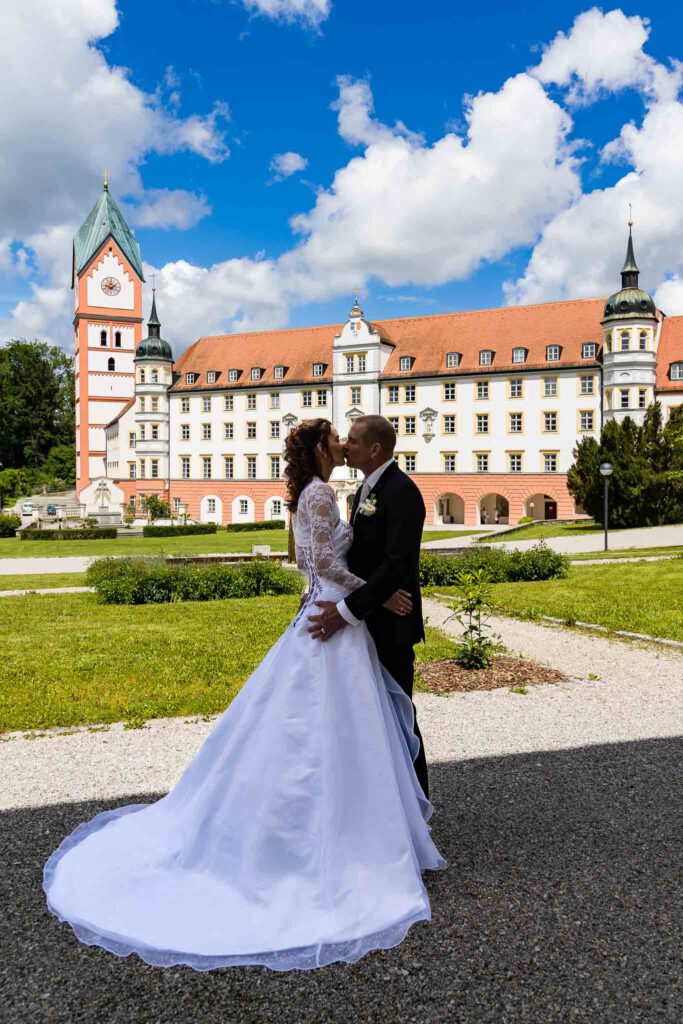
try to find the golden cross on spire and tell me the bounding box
[628,202,633,228]
[103,168,109,190]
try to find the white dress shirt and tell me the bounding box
[337,458,395,626]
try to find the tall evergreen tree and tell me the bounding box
[0,340,74,470]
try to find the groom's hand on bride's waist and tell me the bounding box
[308,601,346,642]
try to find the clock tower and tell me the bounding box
[72,178,144,495]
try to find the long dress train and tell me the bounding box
[43,478,446,971]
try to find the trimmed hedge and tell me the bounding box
[20,527,118,541]
[420,542,569,586]
[225,520,286,533]
[143,523,217,537]
[0,514,21,537]
[86,556,304,604]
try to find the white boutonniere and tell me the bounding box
[358,493,378,517]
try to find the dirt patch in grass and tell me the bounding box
[417,654,569,695]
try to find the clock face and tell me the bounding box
[101,276,121,297]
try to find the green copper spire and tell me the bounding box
[621,224,639,288]
[73,184,144,283]
[147,289,161,335]
[136,292,173,361]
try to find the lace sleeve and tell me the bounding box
[307,483,365,593]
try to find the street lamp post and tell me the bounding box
[599,462,613,551]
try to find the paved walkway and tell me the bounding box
[423,522,683,553]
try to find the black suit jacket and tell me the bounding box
[345,460,425,648]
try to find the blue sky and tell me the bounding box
[3,1,683,348]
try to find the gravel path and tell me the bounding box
[2,606,681,1022]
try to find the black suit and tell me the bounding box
[345,460,429,798]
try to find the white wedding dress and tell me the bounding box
[43,478,446,972]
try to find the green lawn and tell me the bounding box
[0,572,88,591]
[0,528,289,559]
[0,592,455,733]
[434,560,683,641]
[483,521,603,543]
[570,546,683,562]
[422,529,484,542]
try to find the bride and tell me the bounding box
[43,417,446,972]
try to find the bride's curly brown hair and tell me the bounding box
[283,418,333,512]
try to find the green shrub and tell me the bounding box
[20,527,117,541]
[517,515,534,525]
[0,513,20,537]
[86,556,304,604]
[225,520,286,533]
[143,523,217,537]
[507,542,570,581]
[420,542,568,586]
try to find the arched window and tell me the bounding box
[151,369,159,383]
[139,369,146,384]
[639,330,647,351]
[108,357,115,371]
[100,330,107,346]
[114,331,122,348]
[620,331,630,351]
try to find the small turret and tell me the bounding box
[603,220,655,322]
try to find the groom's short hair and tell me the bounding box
[355,415,396,455]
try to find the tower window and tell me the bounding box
[151,369,159,384]
[100,330,107,347]
[639,331,647,351]
[139,369,146,384]
[620,331,630,352]
[107,357,115,371]
[114,331,121,348]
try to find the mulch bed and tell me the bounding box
[417,655,569,695]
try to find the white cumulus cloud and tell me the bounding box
[240,0,331,30]
[269,151,309,182]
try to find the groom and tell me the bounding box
[308,414,429,799]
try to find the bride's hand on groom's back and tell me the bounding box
[383,589,413,616]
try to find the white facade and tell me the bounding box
[87,252,135,310]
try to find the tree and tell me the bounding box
[567,401,683,527]
[42,445,76,488]
[0,340,74,470]
[141,494,170,523]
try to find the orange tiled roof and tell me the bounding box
[656,316,683,391]
[172,298,608,388]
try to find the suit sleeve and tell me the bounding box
[343,482,425,622]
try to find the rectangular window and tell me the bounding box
[444,414,456,434]
[229,369,239,383]
[181,396,190,413]
[151,424,159,440]
[173,497,181,512]
[620,331,630,352]
[201,396,210,413]
[224,422,233,439]
[543,377,558,397]
[404,384,416,402]
[544,411,558,432]
[404,416,416,435]
[151,397,159,413]
[582,343,597,358]
[350,386,361,405]
[240,499,249,515]
[446,352,460,368]
[546,345,560,361]
[224,395,234,412]
[403,454,416,473]
[476,413,489,433]
[443,382,456,401]
[302,390,313,407]
[271,499,282,518]
[317,390,327,406]
[508,453,522,472]
[270,456,281,479]
[202,457,212,480]
[207,371,217,384]
[128,462,136,479]
[544,453,558,472]
[246,456,257,479]
[129,432,136,448]
[349,467,358,479]
[151,459,159,479]
[251,368,261,381]
[139,397,146,412]
[139,425,146,442]
[399,356,412,371]
[388,385,399,403]
[274,366,284,380]
[270,421,280,438]
[388,416,399,431]
[512,348,526,363]
[639,332,647,351]
[185,373,196,385]
[270,392,280,409]
[476,380,489,400]
[224,456,234,479]
[313,362,324,377]
[207,498,216,514]
[672,364,683,380]
[443,454,457,472]
[509,378,523,398]
[246,421,257,439]
[181,457,190,479]
[358,355,366,372]
[202,423,211,440]
[580,375,595,395]
[638,389,647,409]
[509,412,523,433]
[580,411,594,431]
[138,459,146,479]
[479,350,492,366]
[476,453,489,472]
[247,393,256,410]
[620,388,630,409]
[346,355,354,373]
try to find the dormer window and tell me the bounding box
[479,350,493,366]
[446,352,461,368]
[582,342,597,359]
[671,362,683,380]
[251,367,263,381]
[313,362,324,377]
[207,371,217,384]
[100,330,107,347]
[185,372,197,385]
[274,365,285,380]
[228,369,240,382]
[546,345,561,361]
[399,355,414,371]
[512,347,527,364]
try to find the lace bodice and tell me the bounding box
[292,478,365,597]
